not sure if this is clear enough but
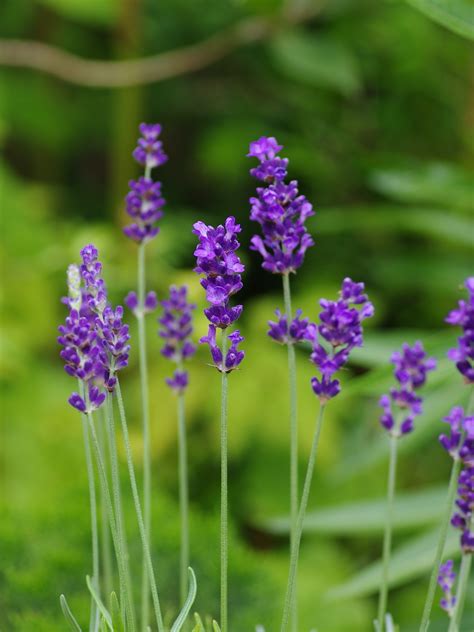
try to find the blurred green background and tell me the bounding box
[1,0,473,630]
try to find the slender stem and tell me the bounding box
[220,331,229,632]
[177,389,190,606]
[137,240,152,631]
[280,404,326,632]
[98,406,113,609]
[86,410,135,632]
[377,435,398,632]
[282,272,298,632]
[449,548,472,632]
[79,400,100,632]
[105,393,136,628]
[116,379,165,632]
[418,458,462,632]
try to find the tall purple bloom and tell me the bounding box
[123,123,168,246]
[437,560,457,616]
[158,285,196,393]
[247,136,315,274]
[310,278,374,403]
[193,216,245,371]
[446,277,474,383]
[268,309,316,345]
[439,406,474,464]
[379,341,436,437]
[451,466,474,553]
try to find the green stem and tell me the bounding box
[448,551,472,632]
[116,379,165,632]
[137,241,152,631]
[377,435,398,632]
[105,393,136,628]
[282,272,298,632]
[98,406,114,610]
[177,389,189,606]
[220,331,229,632]
[280,404,326,632]
[418,458,462,632]
[86,409,135,631]
[79,399,100,632]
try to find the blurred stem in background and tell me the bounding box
[377,435,399,632]
[98,406,114,608]
[220,331,229,632]
[177,375,190,605]
[137,240,152,631]
[282,272,298,632]
[281,404,326,632]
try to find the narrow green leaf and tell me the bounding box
[192,613,205,632]
[170,568,198,632]
[110,592,125,632]
[405,0,474,40]
[327,529,460,599]
[86,576,113,631]
[99,616,108,632]
[212,621,222,632]
[59,594,83,632]
[269,29,361,96]
[264,486,448,535]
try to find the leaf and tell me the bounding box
[192,613,205,632]
[264,486,448,535]
[37,0,117,25]
[328,528,460,599]
[405,0,474,40]
[170,568,198,632]
[269,29,361,96]
[110,592,125,632]
[59,594,83,632]
[86,575,113,631]
[212,622,222,632]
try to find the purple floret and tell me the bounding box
[200,325,245,373]
[123,177,165,244]
[132,123,168,171]
[268,309,316,345]
[446,277,474,383]
[439,406,474,464]
[437,560,456,616]
[310,278,374,403]
[451,466,474,554]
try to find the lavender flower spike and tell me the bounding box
[268,309,316,345]
[451,466,474,553]
[439,406,474,464]
[133,123,168,171]
[200,325,245,373]
[437,560,457,616]
[446,277,474,383]
[158,285,196,393]
[310,278,374,403]
[379,341,436,438]
[248,136,315,274]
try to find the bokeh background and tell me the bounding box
[1,0,473,630]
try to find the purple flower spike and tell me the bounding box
[158,285,196,392]
[439,406,474,464]
[200,325,245,373]
[123,177,165,244]
[268,309,316,345]
[437,560,457,616]
[451,466,474,553]
[193,216,245,330]
[446,277,474,384]
[309,278,374,403]
[378,341,436,438]
[125,291,157,317]
[133,123,168,170]
[248,136,314,274]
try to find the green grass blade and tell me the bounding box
[86,575,113,631]
[59,594,83,632]
[170,568,197,632]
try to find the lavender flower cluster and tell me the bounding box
[379,342,436,437]
[248,136,314,275]
[437,560,456,616]
[58,245,130,413]
[446,277,474,384]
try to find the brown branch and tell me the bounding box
[0,7,318,88]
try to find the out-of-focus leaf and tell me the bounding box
[405,0,474,40]
[327,528,460,599]
[269,30,361,96]
[38,0,117,25]
[264,486,447,535]
[369,163,474,211]
[59,595,82,632]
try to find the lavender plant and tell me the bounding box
[376,342,436,632]
[123,123,166,630]
[280,278,374,632]
[158,285,196,604]
[193,216,245,632]
[248,136,314,631]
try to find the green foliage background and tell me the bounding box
[0,0,473,630]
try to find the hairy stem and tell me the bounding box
[105,393,136,627]
[418,457,462,632]
[137,240,152,631]
[220,331,229,632]
[177,389,190,606]
[280,404,326,632]
[282,272,298,632]
[377,435,398,632]
[116,379,165,632]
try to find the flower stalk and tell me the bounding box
[177,387,190,605]
[220,331,229,632]
[448,545,472,632]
